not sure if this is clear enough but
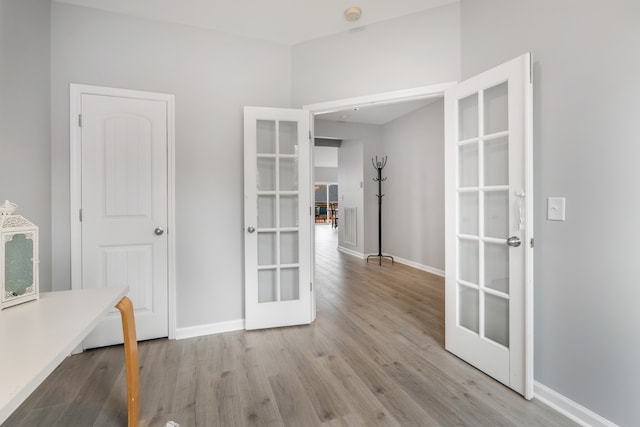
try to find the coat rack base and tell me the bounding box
[366,254,395,266]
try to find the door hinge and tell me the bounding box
[310,282,313,292]
[78,114,82,127]
[79,208,83,222]
[530,238,534,248]
[309,130,312,142]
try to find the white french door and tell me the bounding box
[71,86,174,349]
[243,107,313,330]
[444,54,533,397]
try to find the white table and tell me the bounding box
[0,287,130,424]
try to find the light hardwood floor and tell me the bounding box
[5,225,574,426]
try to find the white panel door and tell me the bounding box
[445,54,533,397]
[80,93,169,348]
[244,107,312,330]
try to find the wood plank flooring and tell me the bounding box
[4,225,575,426]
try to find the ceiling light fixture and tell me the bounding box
[344,7,362,22]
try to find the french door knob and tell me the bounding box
[247,225,256,233]
[154,227,164,236]
[506,236,521,247]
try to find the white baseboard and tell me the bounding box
[175,319,245,340]
[534,381,617,427]
[337,246,365,259]
[391,255,445,277]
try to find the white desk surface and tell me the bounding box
[0,286,128,424]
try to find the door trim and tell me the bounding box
[303,82,456,321]
[303,82,457,115]
[69,84,177,340]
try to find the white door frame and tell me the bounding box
[302,81,456,319]
[69,84,177,340]
[303,80,533,397]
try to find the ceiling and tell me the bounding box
[54,0,458,45]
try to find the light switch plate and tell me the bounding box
[547,197,565,221]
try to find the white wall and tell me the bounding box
[314,167,338,183]
[461,1,640,425]
[292,3,460,107]
[382,100,444,272]
[0,0,52,291]
[50,4,292,328]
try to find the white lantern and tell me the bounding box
[0,200,39,309]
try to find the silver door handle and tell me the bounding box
[506,236,521,247]
[154,227,164,236]
[247,225,256,233]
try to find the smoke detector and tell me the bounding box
[344,7,362,22]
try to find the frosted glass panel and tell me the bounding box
[279,121,298,155]
[485,242,509,294]
[279,158,298,191]
[257,120,276,154]
[281,268,300,301]
[258,269,277,303]
[258,195,276,228]
[484,136,509,186]
[484,191,509,239]
[484,82,508,135]
[280,231,299,264]
[458,285,479,333]
[257,158,276,191]
[5,233,34,296]
[459,144,478,187]
[459,192,479,235]
[485,294,509,347]
[258,232,276,266]
[459,93,479,140]
[459,239,479,284]
[280,195,298,228]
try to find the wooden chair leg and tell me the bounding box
[116,297,140,427]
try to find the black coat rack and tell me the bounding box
[367,156,394,266]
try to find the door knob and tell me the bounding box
[506,236,521,247]
[247,225,256,233]
[154,227,164,236]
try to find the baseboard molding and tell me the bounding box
[391,255,445,277]
[175,319,245,340]
[337,246,365,259]
[534,381,617,427]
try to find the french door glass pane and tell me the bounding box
[258,269,277,303]
[258,195,276,228]
[483,82,508,135]
[484,136,509,186]
[280,231,299,264]
[258,232,276,266]
[257,120,276,154]
[279,121,298,155]
[485,293,509,347]
[484,242,509,294]
[459,192,479,235]
[281,268,300,301]
[280,195,298,228]
[279,158,298,191]
[458,144,478,187]
[257,158,276,191]
[459,239,479,284]
[484,191,509,239]
[458,285,479,333]
[459,93,479,140]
